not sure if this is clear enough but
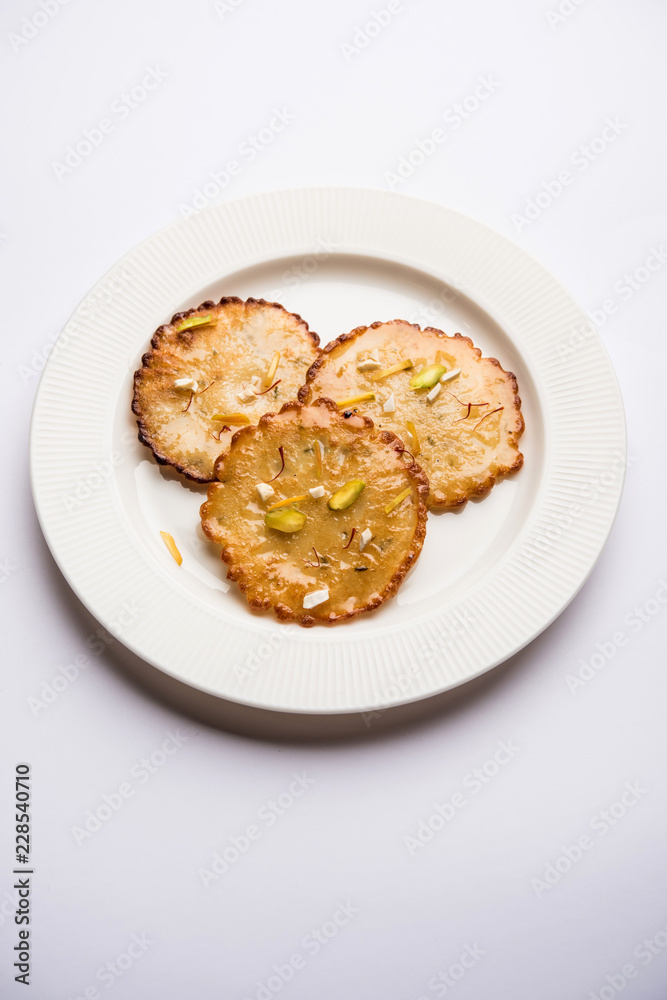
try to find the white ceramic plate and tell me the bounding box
[30,188,626,714]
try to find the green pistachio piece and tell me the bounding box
[176,314,214,332]
[327,480,365,510]
[409,364,447,389]
[264,508,306,532]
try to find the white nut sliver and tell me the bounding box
[426,383,441,403]
[256,483,275,502]
[359,528,372,551]
[383,393,396,413]
[357,359,382,372]
[440,368,461,384]
[308,486,325,498]
[237,385,257,403]
[303,587,329,609]
[174,378,199,392]
[250,375,261,389]
[370,349,380,361]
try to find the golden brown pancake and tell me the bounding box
[200,398,429,626]
[133,297,320,482]
[298,320,524,509]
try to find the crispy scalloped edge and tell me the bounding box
[200,397,430,627]
[297,319,525,510]
[132,297,321,484]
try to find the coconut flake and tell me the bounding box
[303,587,329,609]
[237,384,257,404]
[359,528,372,552]
[174,377,199,392]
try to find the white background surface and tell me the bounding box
[2,1,666,998]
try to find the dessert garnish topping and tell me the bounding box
[302,587,329,609]
[264,508,306,533]
[160,531,182,565]
[473,406,504,432]
[384,487,412,514]
[359,528,372,551]
[369,359,414,382]
[328,480,365,510]
[212,413,251,425]
[336,392,376,408]
[410,364,446,389]
[267,494,309,511]
[176,314,213,332]
[269,445,285,481]
[406,419,421,455]
[343,528,357,549]
[263,351,281,388]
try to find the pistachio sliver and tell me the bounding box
[368,359,413,382]
[176,314,214,332]
[336,392,375,408]
[328,480,365,510]
[263,351,281,388]
[211,413,251,425]
[410,364,446,389]
[406,419,421,456]
[264,508,307,533]
[267,494,309,511]
[384,487,412,514]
